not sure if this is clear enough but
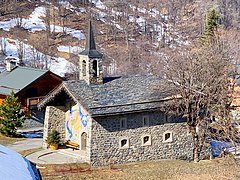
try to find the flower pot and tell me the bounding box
[49,144,58,150]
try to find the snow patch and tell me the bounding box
[57,45,84,55]
[50,25,85,40]
[92,0,105,10]
[0,6,85,40]
[1,37,75,77]
[0,19,18,31]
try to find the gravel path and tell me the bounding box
[6,138,43,152]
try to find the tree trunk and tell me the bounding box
[191,126,199,163]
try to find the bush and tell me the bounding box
[47,130,60,145]
[0,91,25,137]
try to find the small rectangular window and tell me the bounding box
[163,131,173,143]
[141,134,151,146]
[142,115,149,126]
[143,136,149,143]
[165,133,170,140]
[120,118,127,129]
[119,137,129,149]
[121,139,127,147]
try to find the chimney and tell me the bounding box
[6,60,17,72]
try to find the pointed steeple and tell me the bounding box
[86,20,96,50]
[80,20,103,58]
[79,21,104,85]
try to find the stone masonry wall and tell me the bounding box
[43,106,66,148]
[79,55,103,85]
[90,111,210,166]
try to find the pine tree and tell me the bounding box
[202,8,219,42]
[0,91,25,137]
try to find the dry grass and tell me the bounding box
[40,163,90,179]
[39,158,240,180]
[0,134,25,145]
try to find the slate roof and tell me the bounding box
[39,75,175,116]
[0,66,48,95]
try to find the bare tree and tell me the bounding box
[66,54,79,80]
[163,42,236,162]
[42,3,53,70]
[28,47,43,69]
[0,1,8,15]
[55,1,72,34]
[44,3,51,35]
[16,40,25,65]
[0,37,7,55]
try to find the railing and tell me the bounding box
[27,96,45,109]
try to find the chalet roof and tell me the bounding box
[0,66,50,95]
[79,20,103,58]
[38,75,175,116]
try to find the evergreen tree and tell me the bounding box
[0,91,25,137]
[202,8,219,42]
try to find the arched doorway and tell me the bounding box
[81,132,87,150]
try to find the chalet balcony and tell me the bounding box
[27,96,45,110]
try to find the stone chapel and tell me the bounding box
[39,21,210,166]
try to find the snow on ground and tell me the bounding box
[0,6,85,40]
[0,37,74,77]
[59,0,76,11]
[0,6,46,32]
[135,16,145,28]
[2,38,18,57]
[50,25,85,40]
[91,0,125,30]
[58,0,86,13]
[49,57,72,77]
[91,2,171,44]
[26,6,46,32]
[0,19,18,31]
[92,0,106,10]
[57,45,84,55]
[128,4,185,45]
[0,4,84,76]
[113,22,123,30]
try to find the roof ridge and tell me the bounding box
[17,66,48,72]
[0,85,20,90]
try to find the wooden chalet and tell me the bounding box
[0,65,63,109]
[0,64,63,123]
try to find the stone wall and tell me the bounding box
[90,111,210,166]
[43,106,66,148]
[42,104,92,163]
[79,55,103,85]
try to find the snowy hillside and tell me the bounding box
[0,4,85,77]
[0,0,239,76]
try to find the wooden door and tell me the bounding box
[81,132,87,150]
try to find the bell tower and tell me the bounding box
[79,21,103,85]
